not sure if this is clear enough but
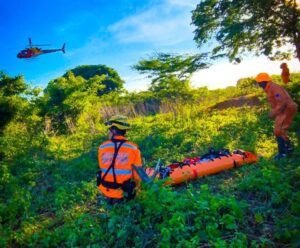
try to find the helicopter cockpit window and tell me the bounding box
[20,50,28,55]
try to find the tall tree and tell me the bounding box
[65,64,124,95]
[133,53,208,92]
[42,65,125,133]
[191,0,300,62]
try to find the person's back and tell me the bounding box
[98,136,142,200]
[97,115,142,204]
[264,81,296,115]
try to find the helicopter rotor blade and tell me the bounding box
[32,44,51,46]
[26,43,51,47]
[27,38,51,47]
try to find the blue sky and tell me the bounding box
[1,0,299,92]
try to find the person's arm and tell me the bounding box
[132,148,143,182]
[132,165,152,183]
[133,159,161,184]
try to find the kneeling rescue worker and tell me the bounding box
[97,115,143,204]
[255,72,298,160]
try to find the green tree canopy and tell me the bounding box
[191,0,300,62]
[133,53,208,96]
[133,53,208,82]
[64,64,124,95]
[0,72,27,96]
[42,65,125,133]
[0,72,29,131]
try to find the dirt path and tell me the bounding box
[211,95,261,110]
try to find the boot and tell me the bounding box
[285,139,294,154]
[274,136,287,160]
[274,153,287,160]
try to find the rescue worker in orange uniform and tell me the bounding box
[280,62,290,84]
[97,115,143,204]
[255,73,298,160]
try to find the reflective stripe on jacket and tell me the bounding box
[98,135,142,199]
[265,82,297,117]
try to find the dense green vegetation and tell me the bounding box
[0,66,299,247]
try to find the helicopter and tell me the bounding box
[17,38,66,59]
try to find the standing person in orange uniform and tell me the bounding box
[280,62,290,84]
[97,115,143,205]
[254,73,298,160]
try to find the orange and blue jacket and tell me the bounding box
[98,135,142,199]
[264,82,297,117]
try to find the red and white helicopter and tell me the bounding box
[17,38,65,59]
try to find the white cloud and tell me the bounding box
[65,37,108,61]
[123,74,151,92]
[191,57,300,89]
[108,0,196,46]
[166,0,199,8]
[48,0,201,89]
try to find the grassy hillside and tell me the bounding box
[0,73,299,247]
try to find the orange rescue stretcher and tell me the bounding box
[145,149,258,186]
